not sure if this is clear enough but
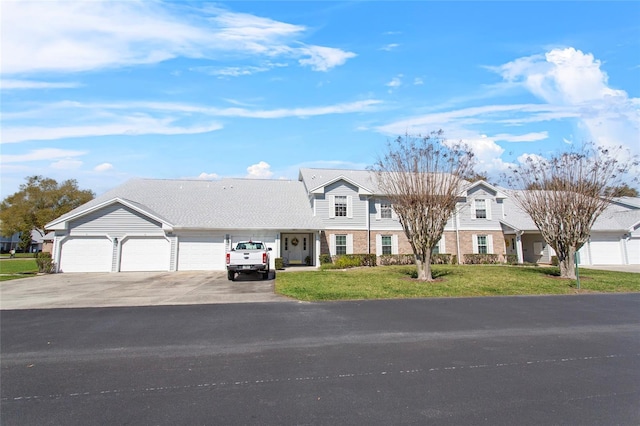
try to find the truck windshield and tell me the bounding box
[236,243,264,250]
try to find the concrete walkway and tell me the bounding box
[0,271,291,310]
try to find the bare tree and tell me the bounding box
[506,145,637,279]
[371,131,475,281]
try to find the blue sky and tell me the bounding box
[2,1,639,198]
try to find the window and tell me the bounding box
[285,238,288,251]
[335,196,347,217]
[381,235,392,255]
[475,199,487,219]
[303,237,307,251]
[335,235,347,255]
[432,244,439,255]
[380,203,392,219]
[477,235,488,254]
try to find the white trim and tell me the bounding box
[330,234,336,254]
[347,196,353,219]
[439,235,446,253]
[309,175,374,195]
[487,234,494,254]
[472,234,478,253]
[391,234,399,254]
[376,234,382,255]
[329,195,336,219]
[375,200,381,220]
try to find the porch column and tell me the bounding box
[516,232,524,264]
[315,231,321,268]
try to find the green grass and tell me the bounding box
[275,265,640,301]
[0,259,39,281]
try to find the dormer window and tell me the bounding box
[475,199,487,219]
[335,196,347,217]
[380,202,392,219]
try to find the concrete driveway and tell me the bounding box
[0,270,291,310]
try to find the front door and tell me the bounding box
[283,234,310,265]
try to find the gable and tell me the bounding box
[69,203,164,236]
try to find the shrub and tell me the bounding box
[304,255,311,266]
[505,254,519,265]
[35,252,54,273]
[319,254,333,265]
[330,254,377,269]
[551,256,559,266]
[451,255,458,265]
[431,254,453,264]
[378,254,415,266]
[463,254,500,264]
[275,258,284,270]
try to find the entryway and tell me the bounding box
[281,233,312,266]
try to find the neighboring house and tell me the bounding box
[0,229,45,253]
[45,168,640,273]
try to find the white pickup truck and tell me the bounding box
[226,241,272,281]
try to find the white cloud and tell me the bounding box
[1,148,86,163]
[2,99,381,144]
[1,2,355,75]
[380,43,399,51]
[413,78,424,86]
[492,132,549,142]
[492,47,639,153]
[386,75,403,88]
[50,159,83,170]
[297,45,356,72]
[94,163,114,172]
[197,172,220,180]
[1,79,82,90]
[246,161,273,179]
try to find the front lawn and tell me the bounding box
[0,259,39,281]
[275,265,640,301]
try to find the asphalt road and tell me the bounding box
[2,294,639,425]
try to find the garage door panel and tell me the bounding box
[120,237,170,272]
[60,237,112,272]
[178,236,225,271]
[589,234,623,265]
[627,238,640,265]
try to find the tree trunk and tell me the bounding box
[559,246,577,279]
[415,252,434,282]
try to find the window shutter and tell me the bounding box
[392,235,399,255]
[439,235,446,253]
[329,195,335,218]
[470,199,476,220]
[376,234,382,255]
[347,196,353,219]
[375,200,381,220]
[487,235,494,254]
[330,234,336,255]
[346,234,353,254]
[472,234,478,253]
[392,206,398,220]
[486,199,492,220]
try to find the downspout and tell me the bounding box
[367,196,371,254]
[455,210,461,264]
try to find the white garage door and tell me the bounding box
[589,234,623,265]
[120,237,170,272]
[626,238,640,265]
[60,237,113,272]
[178,236,225,271]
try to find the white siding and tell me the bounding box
[69,204,163,237]
[316,181,367,230]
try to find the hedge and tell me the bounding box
[463,253,501,264]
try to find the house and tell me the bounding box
[45,168,640,273]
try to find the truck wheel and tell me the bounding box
[227,271,235,281]
[262,269,269,280]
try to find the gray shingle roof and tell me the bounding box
[52,178,323,230]
[501,190,640,232]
